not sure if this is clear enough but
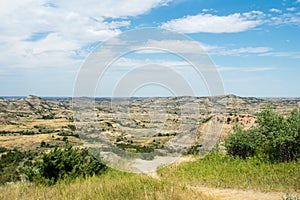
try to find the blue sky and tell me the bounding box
[0,0,299,97]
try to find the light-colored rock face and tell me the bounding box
[74,95,299,149]
[0,95,70,121]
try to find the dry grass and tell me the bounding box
[0,154,299,200]
[0,119,71,132]
[190,185,288,200]
[0,169,214,200]
[158,153,300,193]
[0,118,80,151]
[0,134,52,150]
[0,133,81,151]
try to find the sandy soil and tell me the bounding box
[191,185,296,200]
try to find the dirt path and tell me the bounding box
[151,156,298,200]
[190,185,292,200]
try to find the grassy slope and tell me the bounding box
[0,154,299,200]
[158,153,300,192]
[0,169,212,200]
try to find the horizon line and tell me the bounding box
[1,94,300,99]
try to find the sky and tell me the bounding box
[0,0,300,97]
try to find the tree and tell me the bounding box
[23,142,106,184]
[225,125,261,158]
[225,107,300,162]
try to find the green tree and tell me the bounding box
[225,124,262,158]
[225,107,300,162]
[23,142,106,184]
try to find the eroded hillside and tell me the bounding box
[0,95,299,153]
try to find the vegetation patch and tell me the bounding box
[225,107,300,162]
[22,142,106,185]
[0,148,36,185]
[57,132,79,138]
[0,169,212,200]
[158,153,300,192]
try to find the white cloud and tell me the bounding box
[131,39,273,57]
[112,57,187,69]
[259,52,300,58]
[209,45,300,59]
[161,11,264,33]
[104,57,221,76]
[0,0,170,69]
[217,66,275,72]
[109,54,252,74]
[143,40,219,52]
[0,0,36,17]
[161,10,300,34]
[269,8,282,13]
[286,7,296,11]
[52,0,171,18]
[201,8,217,13]
[213,47,272,56]
[269,13,300,26]
[0,40,81,69]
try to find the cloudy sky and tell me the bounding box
[0,0,299,97]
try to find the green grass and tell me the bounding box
[0,169,212,200]
[1,153,299,199]
[158,153,300,192]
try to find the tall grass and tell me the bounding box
[1,153,299,199]
[158,153,300,192]
[0,169,213,200]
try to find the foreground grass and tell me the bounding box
[1,153,299,199]
[0,169,212,200]
[158,153,300,192]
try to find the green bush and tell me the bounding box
[225,125,262,158]
[0,149,35,185]
[225,107,300,162]
[0,147,8,153]
[58,132,79,138]
[23,142,106,184]
[67,124,76,131]
[40,140,46,147]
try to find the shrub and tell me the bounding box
[62,136,68,142]
[40,141,46,147]
[0,147,8,153]
[23,142,106,184]
[67,124,76,131]
[225,107,300,162]
[0,149,35,185]
[58,132,79,138]
[225,125,262,158]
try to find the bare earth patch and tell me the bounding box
[190,185,296,200]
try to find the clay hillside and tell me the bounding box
[0,94,299,152]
